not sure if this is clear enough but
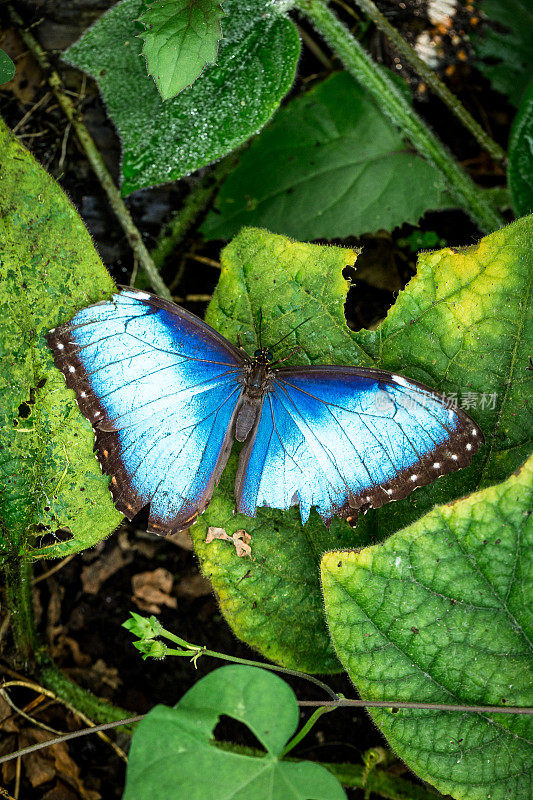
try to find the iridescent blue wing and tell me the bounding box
[46,289,245,534]
[236,366,484,525]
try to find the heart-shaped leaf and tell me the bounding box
[0,119,121,562]
[191,218,532,672]
[321,455,533,800]
[138,0,225,100]
[202,72,451,240]
[65,0,300,194]
[123,665,346,800]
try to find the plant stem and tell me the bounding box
[351,0,507,164]
[282,705,333,756]
[4,555,38,664]
[7,5,171,300]
[294,0,505,232]
[164,645,340,700]
[0,714,143,767]
[38,660,137,730]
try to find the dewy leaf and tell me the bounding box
[138,0,225,100]
[123,665,347,800]
[322,455,533,800]
[65,0,300,195]
[0,119,122,562]
[202,72,450,241]
[508,80,533,216]
[0,49,15,85]
[191,219,532,672]
[474,0,533,107]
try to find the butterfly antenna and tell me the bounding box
[270,316,312,351]
[258,308,263,349]
[270,346,303,366]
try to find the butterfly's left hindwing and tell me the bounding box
[236,366,484,525]
[46,290,244,534]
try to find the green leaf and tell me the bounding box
[191,218,532,671]
[138,0,225,100]
[123,665,346,800]
[509,79,533,216]
[65,0,300,195]
[474,0,533,107]
[0,49,15,85]
[192,229,363,672]
[202,72,451,240]
[0,119,122,562]
[321,455,533,800]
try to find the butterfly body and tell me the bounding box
[234,349,275,443]
[46,289,484,535]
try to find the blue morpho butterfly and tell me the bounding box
[46,288,484,536]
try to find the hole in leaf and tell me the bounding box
[342,266,357,282]
[34,523,51,533]
[54,527,73,540]
[345,282,395,332]
[213,714,266,753]
[18,402,31,419]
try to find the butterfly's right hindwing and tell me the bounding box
[236,366,484,525]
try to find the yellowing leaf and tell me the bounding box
[0,119,121,561]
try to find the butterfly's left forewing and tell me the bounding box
[236,366,484,525]
[47,290,245,534]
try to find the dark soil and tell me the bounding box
[0,1,512,798]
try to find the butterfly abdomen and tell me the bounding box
[235,401,260,442]
[235,359,274,442]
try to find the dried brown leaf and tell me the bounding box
[206,527,252,557]
[131,567,177,613]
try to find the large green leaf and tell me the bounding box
[138,0,225,100]
[0,119,122,562]
[123,665,346,800]
[65,0,300,194]
[191,219,532,671]
[509,79,533,216]
[474,0,533,107]
[321,455,533,800]
[202,72,450,240]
